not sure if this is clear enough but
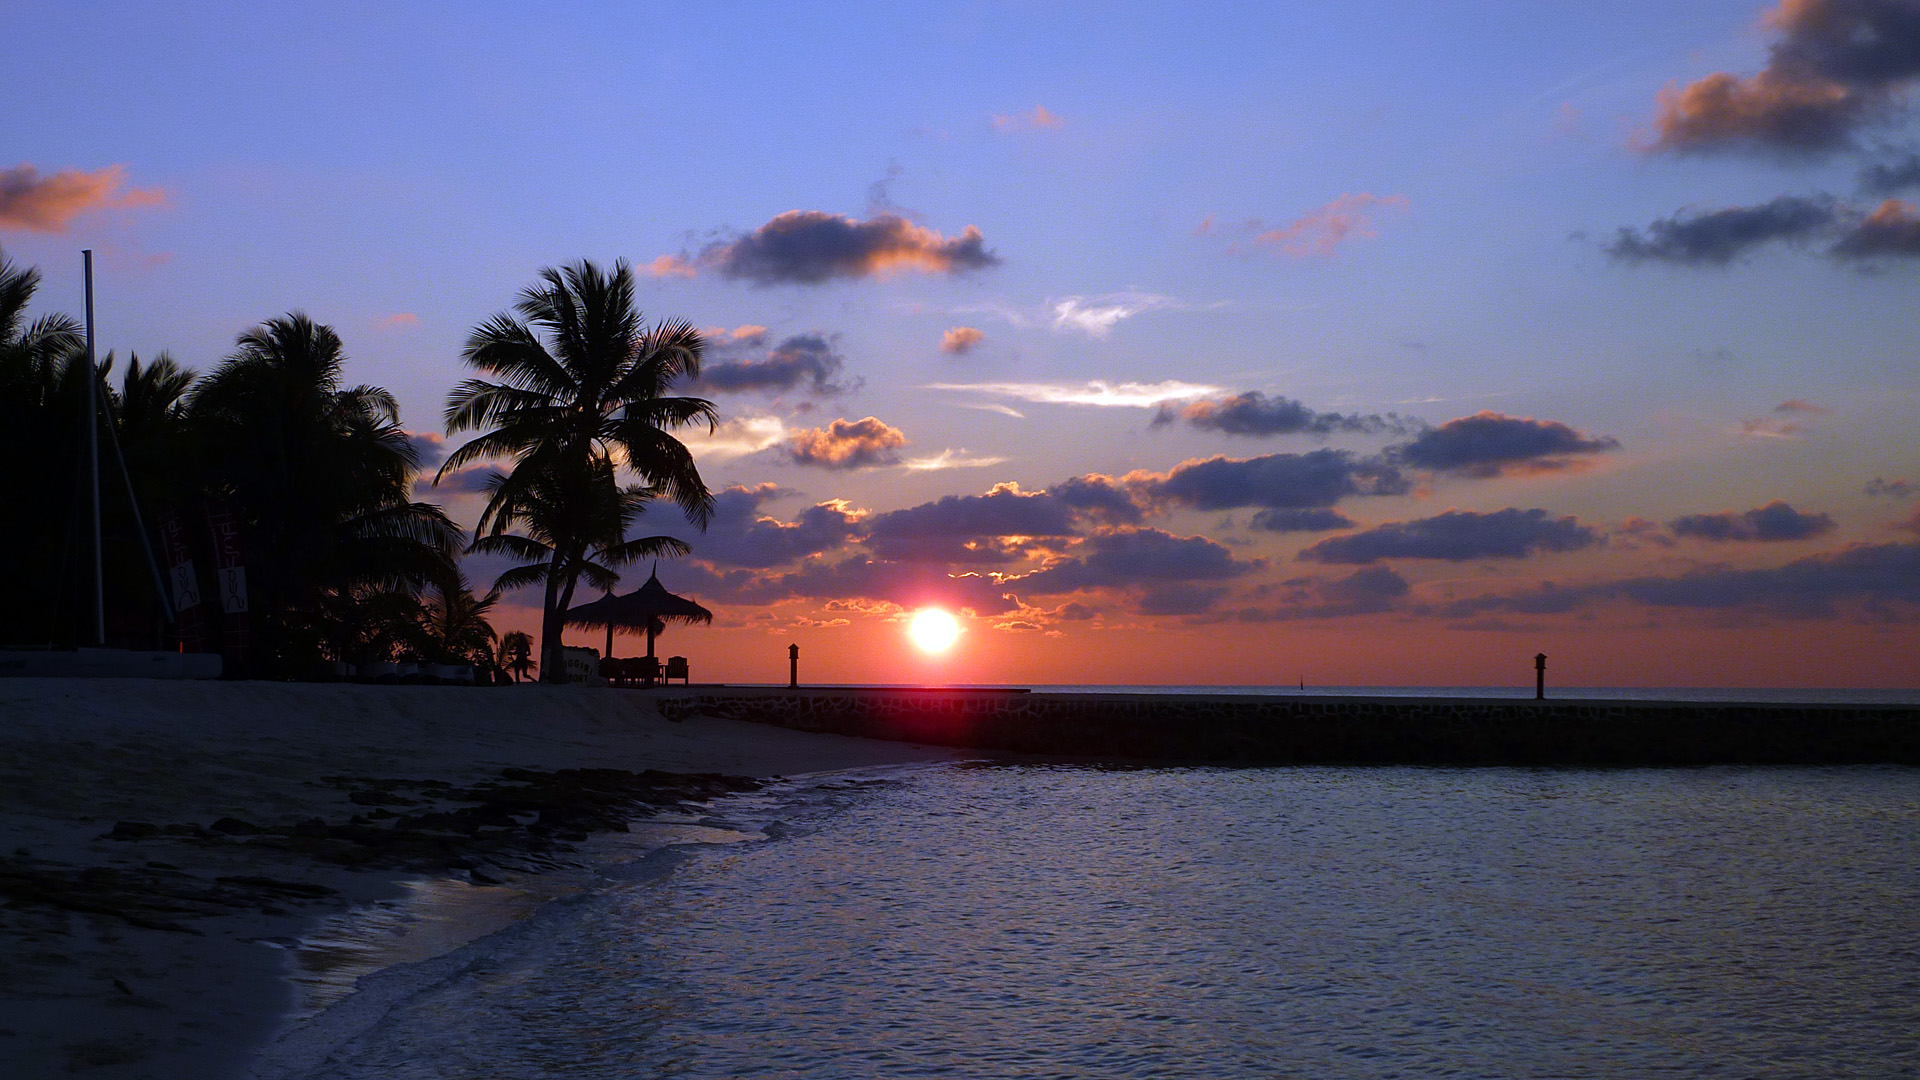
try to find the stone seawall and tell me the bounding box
[653,689,1920,765]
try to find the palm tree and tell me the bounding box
[417,568,502,666]
[465,458,692,678]
[500,630,535,682]
[441,259,716,682]
[192,313,462,672]
[0,248,87,645]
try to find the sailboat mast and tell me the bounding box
[84,249,104,646]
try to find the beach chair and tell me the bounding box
[638,655,662,685]
[664,656,690,685]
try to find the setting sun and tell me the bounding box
[906,609,961,653]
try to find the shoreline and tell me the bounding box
[653,687,1920,765]
[0,679,962,1080]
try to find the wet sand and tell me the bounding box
[0,679,960,1080]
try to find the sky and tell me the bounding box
[5,0,1919,687]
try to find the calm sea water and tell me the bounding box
[277,763,1920,1079]
[739,685,1920,705]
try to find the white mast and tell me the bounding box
[84,249,105,646]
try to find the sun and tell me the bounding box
[907,608,961,653]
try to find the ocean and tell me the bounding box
[262,758,1920,1078]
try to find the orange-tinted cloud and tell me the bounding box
[1644,0,1920,155]
[0,163,168,233]
[695,211,1000,284]
[1220,194,1409,257]
[940,326,985,354]
[1833,198,1920,257]
[643,253,697,278]
[992,105,1063,131]
[378,312,420,331]
[787,416,909,469]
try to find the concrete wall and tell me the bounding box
[654,688,1920,765]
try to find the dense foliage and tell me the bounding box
[0,247,499,677]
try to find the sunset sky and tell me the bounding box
[6,0,1918,686]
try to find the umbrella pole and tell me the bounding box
[605,623,614,660]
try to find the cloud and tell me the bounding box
[1670,500,1838,541]
[1644,0,1920,156]
[1774,397,1831,415]
[679,414,790,461]
[696,334,852,395]
[431,463,500,495]
[1832,197,1920,257]
[1234,567,1411,621]
[377,313,420,332]
[678,485,861,568]
[939,326,985,354]
[680,557,1020,616]
[859,479,1138,566]
[1048,474,1147,525]
[0,163,167,233]
[1860,150,1920,193]
[1392,411,1619,477]
[1610,540,1920,617]
[1243,193,1410,257]
[1012,528,1261,606]
[1248,508,1356,533]
[1154,391,1409,437]
[992,105,1064,131]
[404,430,448,468]
[901,449,1010,471]
[1606,196,1839,264]
[643,254,697,279]
[691,210,999,284]
[1866,477,1917,498]
[1050,293,1181,336]
[1298,508,1600,564]
[925,379,1225,408]
[787,416,909,469]
[1134,449,1411,512]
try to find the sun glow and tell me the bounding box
[907,608,961,653]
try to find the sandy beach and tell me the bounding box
[0,678,961,1079]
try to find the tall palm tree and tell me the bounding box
[0,248,88,645]
[441,259,716,681]
[193,313,462,671]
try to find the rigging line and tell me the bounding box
[98,389,175,626]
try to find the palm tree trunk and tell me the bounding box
[540,550,566,684]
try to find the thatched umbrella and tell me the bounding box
[564,567,714,663]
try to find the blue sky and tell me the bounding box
[6,0,1918,685]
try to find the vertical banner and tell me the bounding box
[155,504,206,652]
[204,501,251,667]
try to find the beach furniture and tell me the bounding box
[665,656,689,684]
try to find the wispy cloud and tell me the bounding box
[924,379,1226,408]
[992,105,1064,131]
[1201,194,1410,258]
[1050,292,1184,336]
[902,449,1010,471]
[0,163,167,233]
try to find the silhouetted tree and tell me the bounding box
[192,313,462,672]
[441,260,715,682]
